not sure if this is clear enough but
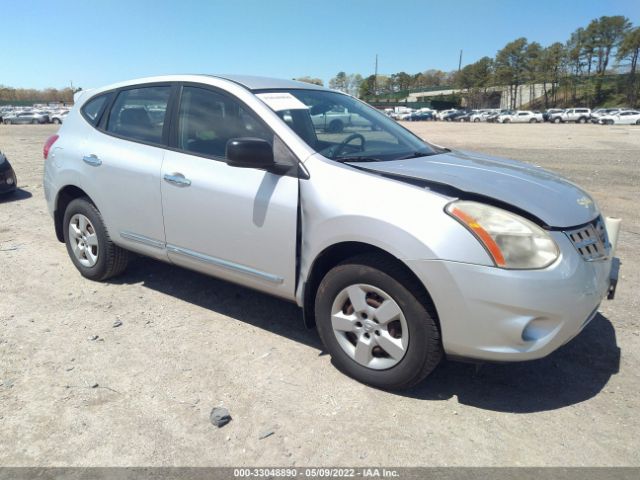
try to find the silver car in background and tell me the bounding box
[43,75,620,389]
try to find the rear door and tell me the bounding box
[160,85,299,299]
[80,85,173,260]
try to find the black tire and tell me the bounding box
[578,117,586,124]
[328,119,344,133]
[636,119,640,125]
[315,253,442,390]
[31,119,38,125]
[63,197,129,281]
[553,117,561,123]
[474,118,480,122]
[52,118,61,124]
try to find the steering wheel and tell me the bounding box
[333,133,366,158]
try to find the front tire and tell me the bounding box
[315,254,442,390]
[63,198,129,281]
[328,120,344,133]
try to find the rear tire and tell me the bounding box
[63,198,129,281]
[315,253,442,390]
[553,117,561,123]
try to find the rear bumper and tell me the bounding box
[0,161,17,194]
[407,233,615,362]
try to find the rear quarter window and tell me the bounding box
[81,94,109,125]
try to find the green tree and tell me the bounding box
[359,75,376,98]
[495,37,529,109]
[329,71,348,92]
[617,27,640,105]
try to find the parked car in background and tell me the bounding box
[0,151,17,195]
[591,108,622,123]
[470,110,494,122]
[435,109,457,120]
[3,111,49,124]
[454,110,479,122]
[557,108,591,123]
[407,111,433,121]
[50,111,69,124]
[496,110,516,123]
[506,111,544,123]
[442,110,465,122]
[43,74,620,390]
[598,110,640,125]
[542,109,564,122]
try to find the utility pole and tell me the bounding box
[374,54,378,96]
[458,50,463,72]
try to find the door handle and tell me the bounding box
[163,173,192,187]
[82,154,102,166]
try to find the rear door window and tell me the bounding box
[106,86,171,144]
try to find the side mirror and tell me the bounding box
[226,138,275,170]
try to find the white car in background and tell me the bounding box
[50,111,69,124]
[436,109,457,120]
[496,110,516,123]
[470,110,494,122]
[599,110,640,125]
[558,108,591,123]
[507,111,543,123]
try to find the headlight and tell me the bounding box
[446,201,559,269]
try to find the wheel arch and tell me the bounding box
[301,241,439,330]
[53,185,96,242]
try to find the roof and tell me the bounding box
[207,74,327,91]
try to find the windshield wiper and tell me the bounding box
[394,151,432,160]
[333,156,384,163]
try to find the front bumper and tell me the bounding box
[407,233,616,362]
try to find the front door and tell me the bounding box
[160,85,299,299]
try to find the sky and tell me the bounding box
[2,0,639,90]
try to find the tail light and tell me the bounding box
[43,135,59,160]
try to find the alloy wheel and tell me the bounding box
[68,213,99,267]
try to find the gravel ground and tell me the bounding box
[0,122,638,466]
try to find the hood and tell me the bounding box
[348,150,598,228]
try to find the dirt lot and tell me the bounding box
[0,122,638,466]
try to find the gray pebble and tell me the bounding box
[259,428,275,440]
[113,320,123,328]
[210,407,232,428]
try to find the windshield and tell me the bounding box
[255,89,439,162]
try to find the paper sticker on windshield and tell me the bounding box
[256,92,308,111]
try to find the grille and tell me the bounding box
[565,216,610,261]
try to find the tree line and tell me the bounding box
[0,86,76,104]
[298,15,640,108]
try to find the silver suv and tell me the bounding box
[43,75,620,389]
